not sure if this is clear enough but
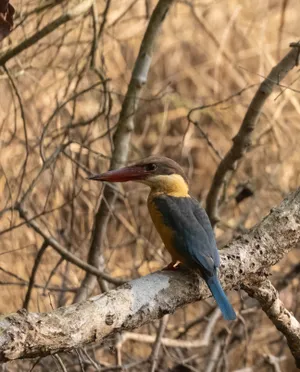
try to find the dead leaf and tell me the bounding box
[0,0,15,42]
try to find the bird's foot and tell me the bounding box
[162,261,181,271]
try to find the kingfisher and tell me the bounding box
[88,156,236,320]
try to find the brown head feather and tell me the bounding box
[133,156,188,184]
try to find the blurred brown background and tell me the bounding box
[1,0,300,370]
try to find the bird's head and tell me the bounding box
[88,156,189,196]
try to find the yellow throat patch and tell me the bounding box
[145,174,190,198]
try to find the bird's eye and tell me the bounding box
[145,163,157,172]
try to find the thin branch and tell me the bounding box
[118,309,221,349]
[20,142,70,205]
[89,2,99,69]
[276,262,300,291]
[23,241,48,310]
[2,65,29,204]
[277,0,289,59]
[149,315,169,372]
[90,0,111,68]
[53,354,67,372]
[0,281,77,293]
[0,0,94,66]
[187,84,256,161]
[206,332,225,372]
[43,257,65,295]
[265,354,286,372]
[16,205,125,285]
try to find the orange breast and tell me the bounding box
[147,196,183,263]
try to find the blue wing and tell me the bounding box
[152,195,220,277]
[190,197,220,267]
[152,195,236,321]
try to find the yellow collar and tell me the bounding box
[145,174,190,198]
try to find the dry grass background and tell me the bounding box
[1,0,300,370]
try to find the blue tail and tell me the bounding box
[206,276,236,320]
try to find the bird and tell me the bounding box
[88,156,236,320]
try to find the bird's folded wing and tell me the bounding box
[152,195,218,276]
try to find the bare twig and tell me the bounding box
[206,332,225,372]
[16,205,125,285]
[20,142,70,205]
[90,0,111,68]
[276,262,300,291]
[107,0,138,29]
[119,309,221,349]
[176,307,215,339]
[149,315,169,372]
[0,0,94,66]
[3,65,29,204]
[0,281,77,293]
[90,2,99,69]
[23,241,48,310]
[53,354,67,372]
[277,0,289,60]
[264,354,286,372]
[187,85,256,161]
[43,257,65,295]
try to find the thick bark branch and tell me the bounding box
[0,189,300,362]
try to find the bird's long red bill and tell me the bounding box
[88,166,146,182]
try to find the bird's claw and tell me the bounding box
[162,261,181,271]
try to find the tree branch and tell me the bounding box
[22,241,48,310]
[206,44,300,226]
[1,188,300,362]
[16,205,125,285]
[118,309,221,349]
[0,0,94,66]
[243,280,300,368]
[75,0,176,302]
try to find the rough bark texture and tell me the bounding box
[243,280,300,368]
[0,189,300,362]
